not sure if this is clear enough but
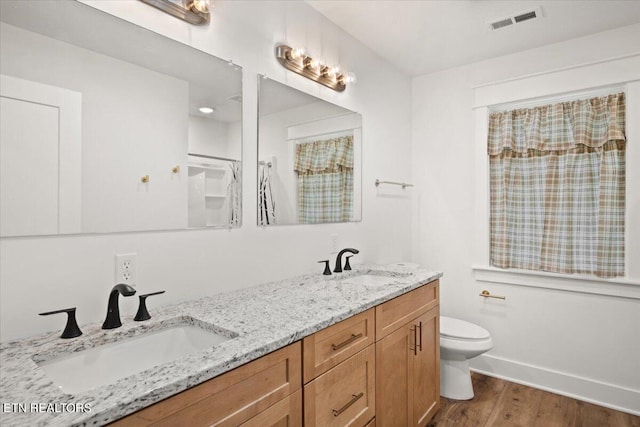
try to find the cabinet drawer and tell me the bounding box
[240,389,302,427]
[111,342,301,427]
[376,280,438,340]
[304,345,376,427]
[303,308,375,383]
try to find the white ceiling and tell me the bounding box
[305,0,640,76]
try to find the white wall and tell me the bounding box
[0,1,413,340]
[188,116,230,158]
[412,24,640,414]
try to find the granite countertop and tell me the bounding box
[0,264,442,426]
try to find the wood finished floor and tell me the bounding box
[428,373,640,427]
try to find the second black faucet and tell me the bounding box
[334,248,359,273]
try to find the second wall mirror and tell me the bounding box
[257,77,362,226]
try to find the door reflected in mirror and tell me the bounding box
[0,0,242,236]
[257,77,362,226]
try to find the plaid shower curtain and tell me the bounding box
[294,135,354,223]
[488,93,626,278]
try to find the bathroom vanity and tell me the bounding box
[0,265,441,426]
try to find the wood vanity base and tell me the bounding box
[111,279,440,427]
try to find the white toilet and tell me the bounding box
[440,316,493,400]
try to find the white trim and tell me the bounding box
[471,52,640,89]
[473,55,640,108]
[485,84,626,112]
[473,265,640,300]
[470,353,640,416]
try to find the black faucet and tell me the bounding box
[102,284,136,329]
[334,248,359,273]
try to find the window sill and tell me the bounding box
[472,265,640,300]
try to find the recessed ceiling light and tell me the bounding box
[199,107,215,114]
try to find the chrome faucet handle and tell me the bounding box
[134,291,166,321]
[39,307,83,339]
[318,260,332,276]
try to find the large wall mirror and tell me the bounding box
[257,77,362,225]
[0,1,242,237]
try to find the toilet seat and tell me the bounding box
[440,316,490,341]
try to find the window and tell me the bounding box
[487,93,626,278]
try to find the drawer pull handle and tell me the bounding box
[417,321,423,352]
[332,392,364,417]
[410,325,417,355]
[331,333,363,351]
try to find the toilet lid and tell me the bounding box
[440,316,491,340]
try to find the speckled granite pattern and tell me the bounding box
[0,264,442,426]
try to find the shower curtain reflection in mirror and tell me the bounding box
[295,134,353,223]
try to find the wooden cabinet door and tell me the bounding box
[375,323,412,427]
[411,307,440,427]
[240,389,302,427]
[376,307,440,427]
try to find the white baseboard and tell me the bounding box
[469,353,640,416]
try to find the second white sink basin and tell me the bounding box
[37,323,235,394]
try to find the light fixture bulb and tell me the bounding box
[289,47,306,60]
[344,72,357,84]
[323,66,337,79]
[304,57,320,70]
[189,0,210,13]
[199,107,215,114]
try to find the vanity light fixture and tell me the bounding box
[275,44,355,92]
[138,0,211,25]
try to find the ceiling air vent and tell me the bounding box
[489,6,543,31]
[514,10,538,23]
[491,18,513,30]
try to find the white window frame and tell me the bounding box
[471,55,640,299]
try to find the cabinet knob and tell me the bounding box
[141,175,150,183]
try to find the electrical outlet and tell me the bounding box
[329,234,339,254]
[115,253,137,286]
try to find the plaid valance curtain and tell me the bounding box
[488,93,626,278]
[294,135,353,223]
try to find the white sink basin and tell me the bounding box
[340,274,396,287]
[37,324,234,394]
